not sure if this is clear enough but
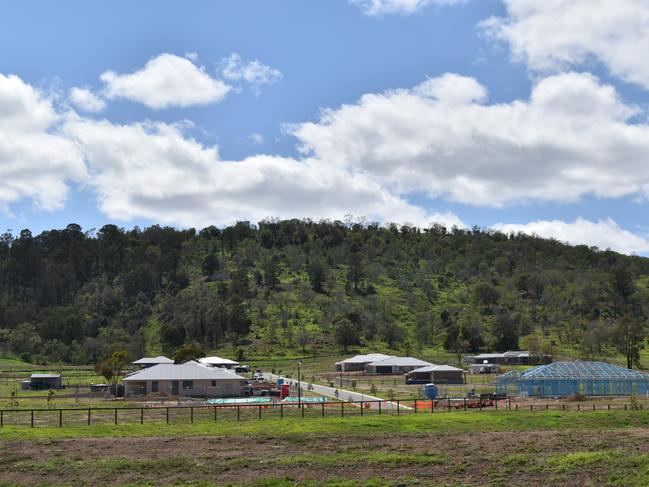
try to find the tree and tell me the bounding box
[414,312,432,353]
[308,257,327,294]
[334,318,359,352]
[472,282,499,313]
[173,343,205,364]
[94,350,131,385]
[201,253,219,277]
[492,309,519,351]
[614,314,645,369]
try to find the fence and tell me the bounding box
[0,397,645,429]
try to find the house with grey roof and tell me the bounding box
[132,356,174,368]
[405,364,465,384]
[335,353,394,372]
[364,356,433,375]
[123,361,247,398]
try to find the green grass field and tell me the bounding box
[3,410,649,486]
[1,409,648,441]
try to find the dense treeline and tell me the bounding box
[1,220,649,367]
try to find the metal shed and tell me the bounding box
[30,374,62,390]
[496,361,649,397]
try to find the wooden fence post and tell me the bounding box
[60,409,63,427]
[87,408,91,426]
[237,406,240,421]
[141,408,144,424]
[114,408,117,425]
[190,407,193,423]
[214,406,217,422]
[31,410,34,428]
[166,407,169,424]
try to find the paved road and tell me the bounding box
[265,374,406,410]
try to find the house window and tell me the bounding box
[211,380,217,387]
[151,381,159,393]
[182,380,193,390]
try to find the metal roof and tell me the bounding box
[31,374,60,379]
[518,361,649,380]
[474,351,531,359]
[408,364,464,374]
[368,357,432,367]
[132,356,174,365]
[123,362,247,382]
[198,356,240,366]
[336,353,394,364]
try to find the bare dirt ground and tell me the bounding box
[2,428,649,486]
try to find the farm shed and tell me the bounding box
[405,364,465,384]
[335,353,394,372]
[132,356,174,368]
[496,361,649,397]
[365,357,432,375]
[470,351,550,366]
[30,374,62,390]
[198,356,240,369]
[123,361,247,398]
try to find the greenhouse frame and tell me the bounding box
[495,361,649,397]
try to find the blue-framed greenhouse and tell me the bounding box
[495,361,649,397]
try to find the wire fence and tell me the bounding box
[0,397,646,429]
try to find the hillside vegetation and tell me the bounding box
[1,220,649,367]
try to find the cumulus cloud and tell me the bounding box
[292,72,649,207]
[351,0,466,16]
[482,0,649,90]
[63,116,462,229]
[0,74,85,212]
[68,87,106,112]
[492,218,649,255]
[100,53,231,109]
[220,53,282,93]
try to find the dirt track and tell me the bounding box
[2,428,649,486]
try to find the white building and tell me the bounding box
[198,356,240,369]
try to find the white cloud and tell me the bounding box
[491,218,649,255]
[351,0,466,16]
[63,116,462,229]
[248,133,265,145]
[292,72,649,207]
[100,53,231,109]
[482,0,649,90]
[0,74,86,211]
[220,53,282,93]
[68,87,106,112]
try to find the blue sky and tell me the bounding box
[2,0,649,255]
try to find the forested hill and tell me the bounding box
[1,220,649,367]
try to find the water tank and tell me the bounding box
[423,383,437,400]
